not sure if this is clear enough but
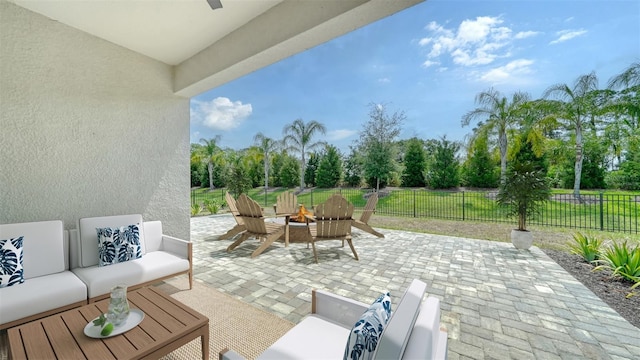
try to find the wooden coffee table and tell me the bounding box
[8,286,209,360]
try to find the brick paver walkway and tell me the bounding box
[191,215,640,359]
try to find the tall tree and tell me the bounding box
[343,146,363,187]
[543,72,599,200]
[426,136,460,189]
[608,62,640,89]
[195,136,222,191]
[315,145,342,188]
[253,132,279,193]
[401,137,426,187]
[462,88,530,184]
[359,103,405,192]
[304,153,320,187]
[282,119,326,190]
[462,135,499,188]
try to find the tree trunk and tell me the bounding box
[573,125,583,201]
[208,161,214,191]
[299,153,306,191]
[499,131,507,185]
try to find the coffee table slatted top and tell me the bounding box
[8,286,209,360]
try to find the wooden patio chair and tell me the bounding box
[273,191,299,216]
[219,192,246,240]
[227,194,285,258]
[351,192,384,238]
[305,194,358,263]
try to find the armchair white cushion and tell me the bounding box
[220,279,448,360]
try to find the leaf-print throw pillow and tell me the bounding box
[0,236,24,288]
[343,291,392,360]
[96,225,142,267]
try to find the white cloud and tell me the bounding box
[479,59,534,83]
[514,31,540,39]
[328,129,358,141]
[190,97,252,130]
[422,60,439,68]
[550,29,587,44]
[419,16,539,68]
[378,77,391,83]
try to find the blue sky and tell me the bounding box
[190,0,640,153]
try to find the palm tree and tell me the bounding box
[608,62,640,89]
[197,136,222,191]
[543,72,599,200]
[253,132,280,194]
[282,119,326,190]
[462,88,530,184]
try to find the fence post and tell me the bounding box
[413,190,417,218]
[462,191,465,221]
[310,189,314,208]
[599,192,604,231]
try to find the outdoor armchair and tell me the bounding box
[226,194,285,258]
[219,192,246,240]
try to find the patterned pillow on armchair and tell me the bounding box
[344,291,392,360]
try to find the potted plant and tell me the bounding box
[496,160,551,249]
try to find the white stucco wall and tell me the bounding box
[0,2,190,239]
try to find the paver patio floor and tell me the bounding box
[191,215,640,359]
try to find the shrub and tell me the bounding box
[567,232,602,263]
[203,199,220,214]
[594,240,640,284]
[191,203,202,216]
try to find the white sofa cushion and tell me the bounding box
[79,214,145,267]
[258,315,351,360]
[72,251,189,298]
[0,236,24,287]
[0,270,87,325]
[0,220,65,279]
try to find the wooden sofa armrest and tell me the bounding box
[312,289,368,328]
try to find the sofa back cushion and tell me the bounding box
[374,279,426,359]
[0,220,65,279]
[78,214,145,267]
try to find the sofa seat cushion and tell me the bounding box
[0,271,87,326]
[258,315,351,360]
[72,251,189,298]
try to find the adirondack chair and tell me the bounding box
[305,194,358,263]
[352,192,384,238]
[273,191,299,216]
[219,192,247,240]
[227,194,285,258]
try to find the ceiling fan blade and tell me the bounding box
[207,0,223,10]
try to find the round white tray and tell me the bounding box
[84,309,145,339]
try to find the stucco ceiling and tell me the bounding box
[11,0,424,96]
[11,0,283,66]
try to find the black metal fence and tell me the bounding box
[191,188,640,234]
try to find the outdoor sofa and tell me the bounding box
[69,214,192,301]
[0,220,87,329]
[220,279,448,359]
[0,214,192,329]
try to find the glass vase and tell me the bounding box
[106,284,130,326]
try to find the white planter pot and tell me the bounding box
[511,229,533,249]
